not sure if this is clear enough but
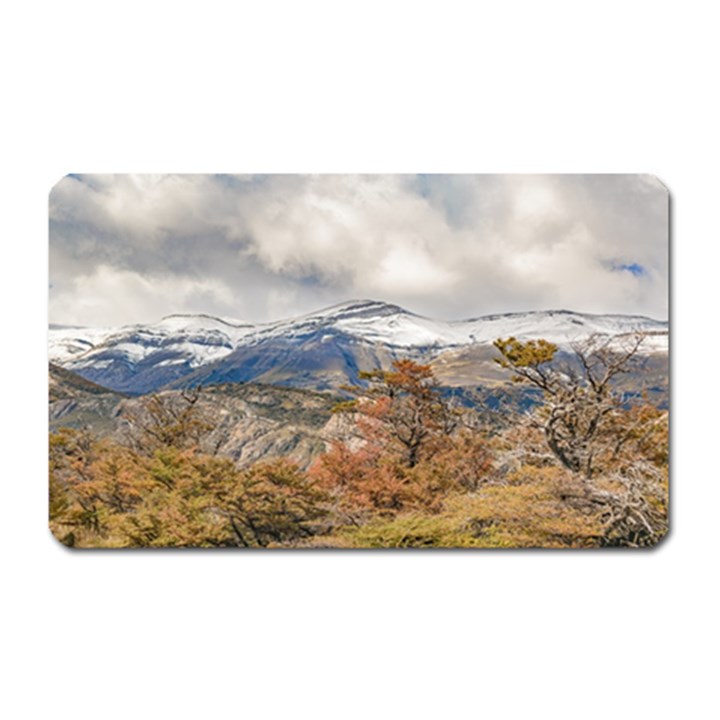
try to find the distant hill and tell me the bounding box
[49,363,128,432]
[49,362,127,401]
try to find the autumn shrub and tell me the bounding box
[341,465,603,549]
[478,465,605,547]
[310,445,436,520]
[109,449,234,547]
[50,428,149,546]
[50,430,330,548]
[221,460,329,547]
[309,428,494,527]
[426,430,493,491]
[343,512,486,548]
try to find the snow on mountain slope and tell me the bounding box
[240,300,668,351]
[456,310,667,350]
[49,301,668,394]
[49,315,255,366]
[49,325,117,363]
[50,301,669,366]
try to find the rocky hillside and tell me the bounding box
[49,363,128,433]
[49,365,346,469]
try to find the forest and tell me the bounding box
[49,334,668,549]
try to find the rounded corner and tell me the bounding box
[644,173,671,197]
[48,523,80,550]
[48,174,76,205]
[647,523,671,550]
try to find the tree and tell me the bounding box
[338,359,460,468]
[493,332,668,546]
[50,428,149,545]
[310,359,492,521]
[494,333,647,478]
[221,460,329,547]
[121,387,213,454]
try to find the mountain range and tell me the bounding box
[49,300,669,395]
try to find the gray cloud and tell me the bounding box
[49,174,668,326]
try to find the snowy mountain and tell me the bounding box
[49,315,256,393]
[49,300,668,394]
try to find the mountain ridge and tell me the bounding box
[49,300,669,395]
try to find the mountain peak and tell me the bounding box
[158,313,251,328]
[303,299,411,321]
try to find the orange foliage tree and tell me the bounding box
[310,360,492,522]
[339,359,460,468]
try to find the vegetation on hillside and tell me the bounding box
[49,335,668,548]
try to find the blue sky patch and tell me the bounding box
[614,262,646,277]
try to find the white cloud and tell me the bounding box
[371,242,457,295]
[512,178,560,221]
[49,174,669,325]
[50,265,236,327]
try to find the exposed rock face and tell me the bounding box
[49,366,348,469]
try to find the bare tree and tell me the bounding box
[494,333,647,478]
[494,332,669,546]
[121,387,213,454]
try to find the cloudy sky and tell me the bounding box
[49,174,668,326]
